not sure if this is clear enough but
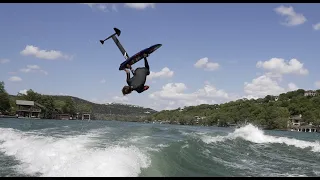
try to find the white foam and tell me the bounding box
[181,144,189,149]
[145,147,161,152]
[201,135,227,144]
[0,128,150,177]
[202,149,210,157]
[128,136,150,143]
[275,173,307,177]
[201,124,320,152]
[156,144,169,148]
[179,130,190,136]
[313,170,320,176]
[180,131,209,139]
[144,143,169,153]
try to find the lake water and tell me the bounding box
[0,118,319,177]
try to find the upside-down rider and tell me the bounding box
[122,54,150,95]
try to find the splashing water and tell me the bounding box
[0,128,150,177]
[201,124,320,152]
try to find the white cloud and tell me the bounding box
[100,79,106,84]
[313,23,320,30]
[149,83,189,101]
[81,3,97,7]
[46,92,70,96]
[149,82,230,110]
[27,65,40,69]
[274,5,307,26]
[39,70,48,75]
[256,58,308,76]
[241,95,259,100]
[315,81,320,88]
[244,75,285,97]
[90,98,100,104]
[111,4,118,12]
[112,96,129,103]
[194,57,220,71]
[0,59,10,64]
[20,45,71,60]
[148,67,174,80]
[244,57,306,98]
[81,3,110,12]
[124,3,155,10]
[9,76,22,82]
[19,89,28,95]
[264,72,283,82]
[288,82,299,91]
[97,4,108,11]
[244,74,301,98]
[90,96,129,104]
[20,65,48,75]
[90,98,109,104]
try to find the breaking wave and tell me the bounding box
[0,128,150,177]
[201,124,320,152]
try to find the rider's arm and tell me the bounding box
[126,64,135,75]
[144,57,150,70]
[125,69,130,81]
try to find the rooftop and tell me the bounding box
[34,102,45,109]
[300,125,317,129]
[290,115,302,120]
[305,90,316,93]
[16,100,34,106]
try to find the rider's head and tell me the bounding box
[122,86,133,96]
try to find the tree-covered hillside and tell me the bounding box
[147,89,320,129]
[0,81,157,120]
[51,95,156,116]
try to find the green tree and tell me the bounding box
[9,98,17,116]
[260,106,287,129]
[0,81,11,114]
[18,89,42,101]
[40,96,55,119]
[62,97,76,115]
[0,81,6,93]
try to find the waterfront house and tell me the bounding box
[288,114,305,131]
[16,100,44,118]
[288,114,303,127]
[297,125,318,132]
[81,113,91,120]
[55,114,71,120]
[304,90,317,97]
[287,114,319,133]
[54,112,92,120]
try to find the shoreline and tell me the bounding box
[0,115,17,119]
[1,117,319,134]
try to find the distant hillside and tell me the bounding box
[9,93,157,120]
[147,89,320,129]
[52,95,157,116]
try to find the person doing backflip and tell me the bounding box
[121,55,150,95]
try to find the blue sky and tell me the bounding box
[1,3,320,110]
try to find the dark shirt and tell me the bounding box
[127,67,150,93]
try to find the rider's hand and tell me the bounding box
[126,64,132,69]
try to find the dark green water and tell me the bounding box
[0,118,319,177]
